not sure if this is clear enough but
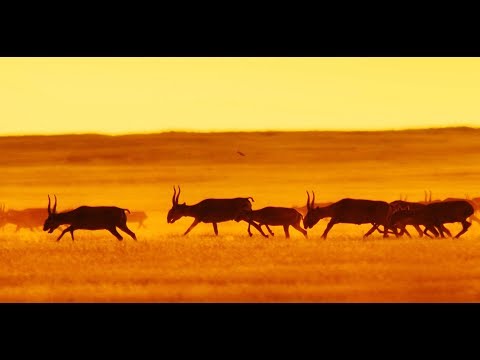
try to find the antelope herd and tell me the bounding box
[0,188,478,241]
[164,187,477,241]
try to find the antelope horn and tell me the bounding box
[176,185,181,204]
[312,191,316,209]
[306,191,310,211]
[429,190,432,203]
[48,195,51,215]
[172,186,177,205]
[53,195,57,214]
[424,190,427,202]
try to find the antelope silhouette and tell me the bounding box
[303,191,398,239]
[43,195,137,241]
[245,206,307,238]
[167,186,268,237]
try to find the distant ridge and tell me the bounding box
[0,126,479,139]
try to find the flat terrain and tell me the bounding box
[1,128,480,302]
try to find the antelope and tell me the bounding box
[443,197,480,224]
[127,211,148,228]
[385,200,448,238]
[390,200,474,238]
[418,192,480,226]
[244,207,307,238]
[5,208,48,232]
[167,186,268,237]
[432,200,474,238]
[303,191,398,239]
[388,207,441,238]
[43,195,137,241]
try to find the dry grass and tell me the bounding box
[1,128,480,302]
[1,225,480,302]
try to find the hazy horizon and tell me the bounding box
[0,125,478,137]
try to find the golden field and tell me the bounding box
[1,128,480,302]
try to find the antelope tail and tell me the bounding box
[123,208,131,214]
[247,197,254,202]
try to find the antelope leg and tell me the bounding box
[292,223,308,238]
[246,220,268,238]
[184,219,200,236]
[454,220,471,238]
[57,226,73,242]
[363,223,379,238]
[266,225,275,236]
[321,219,337,239]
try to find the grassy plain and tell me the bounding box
[1,128,480,302]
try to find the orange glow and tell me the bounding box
[1,58,480,135]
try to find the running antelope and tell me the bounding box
[443,197,480,224]
[5,208,48,232]
[127,211,148,228]
[43,195,137,241]
[420,191,479,226]
[303,192,397,239]
[245,207,307,238]
[385,200,449,238]
[388,206,441,238]
[167,186,268,237]
[390,200,474,238]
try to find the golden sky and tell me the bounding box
[0,57,479,135]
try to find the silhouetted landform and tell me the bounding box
[1,127,480,166]
[1,127,480,221]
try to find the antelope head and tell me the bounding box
[303,191,322,229]
[43,195,60,233]
[167,186,187,224]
